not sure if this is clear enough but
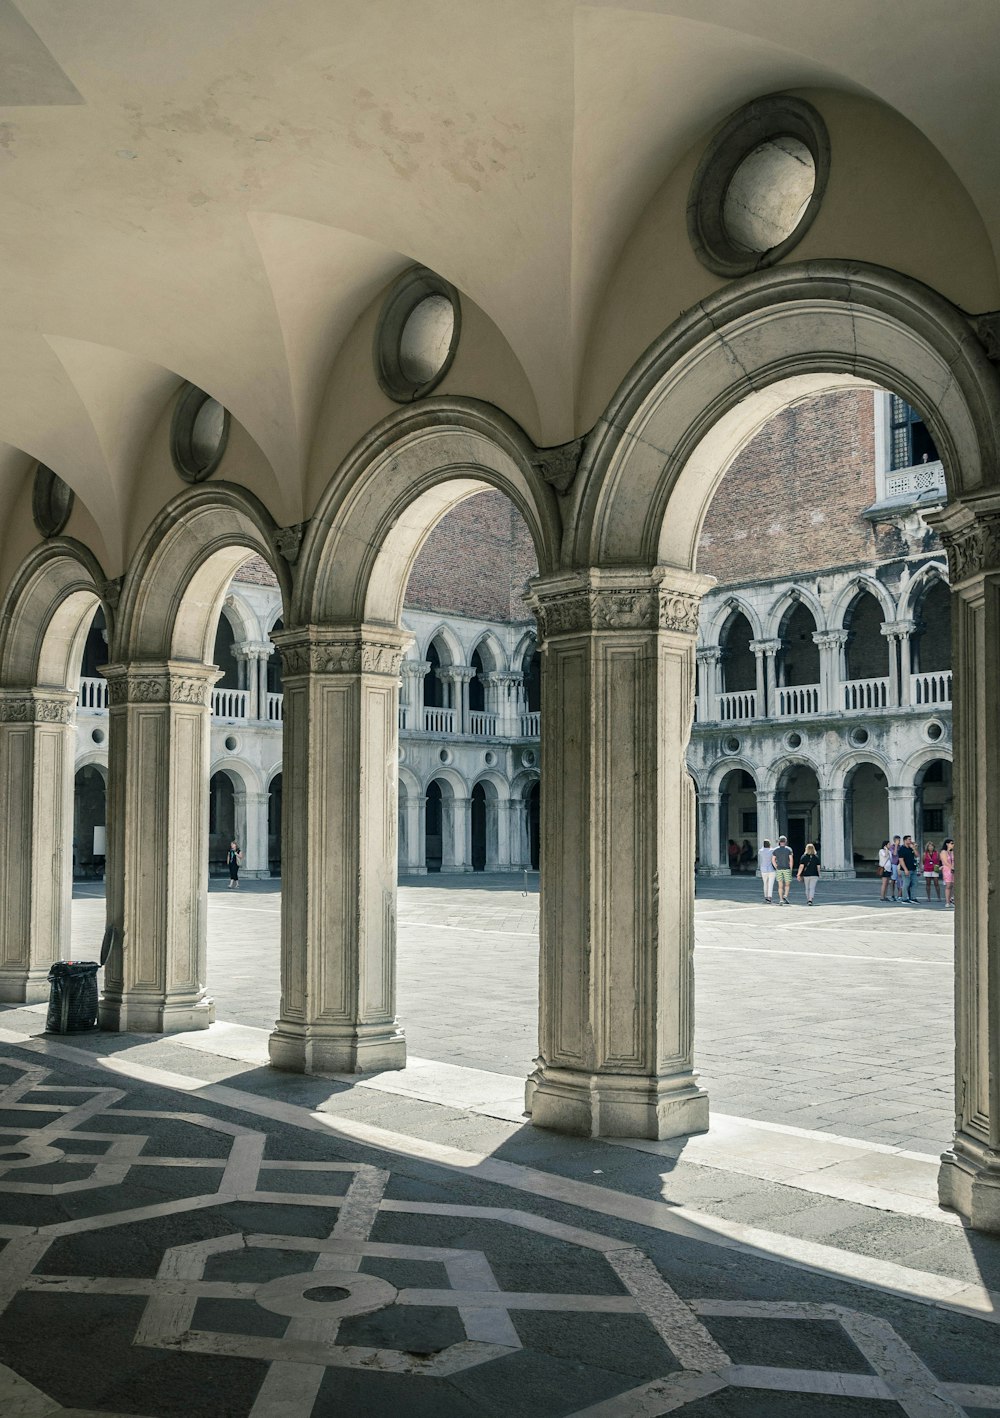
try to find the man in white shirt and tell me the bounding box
[757,839,776,903]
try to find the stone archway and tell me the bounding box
[562,260,1000,1221]
[0,541,110,1002]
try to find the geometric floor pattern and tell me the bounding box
[2,1050,1000,1417]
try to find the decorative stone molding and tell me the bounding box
[273,627,406,678]
[937,510,1000,584]
[0,690,75,724]
[530,436,586,494]
[438,665,476,685]
[401,660,431,679]
[696,647,724,664]
[275,522,307,565]
[880,619,916,641]
[529,569,709,640]
[99,575,123,612]
[103,663,220,708]
[812,630,848,649]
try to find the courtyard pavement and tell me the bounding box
[1,877,997,1416]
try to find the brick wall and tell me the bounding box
[404,492,537,621]
[697,389,910,583]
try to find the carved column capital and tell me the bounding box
[812,630,848,649]
[927,498,1000,584]
[272,625,407,678]
[102,662,221,708]
[749,638,783,656]
[527,566,710,640]
[0,688,76,724]
[401,660,431,679]
[880,619,916,641]
[438,664,476,685]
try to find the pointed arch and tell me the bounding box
[831,574,897,631]
[765,585,825,641]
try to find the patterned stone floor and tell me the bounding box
[1,1036,999,1418]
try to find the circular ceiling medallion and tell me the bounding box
[374,267,461,402]
[32,463,74,538]
[688,95,830,278]
[170,382,230,483]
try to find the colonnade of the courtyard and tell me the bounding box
[2,264,1000,1229]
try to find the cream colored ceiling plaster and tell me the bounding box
[0,0,997,560]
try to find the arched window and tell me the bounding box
[212,613,240,690]
[913,580,950,673]
[522,643,541,713]
[777,603,819,686]
[470,648,486,712]
[267,618,283,695]
[844,591,889,679]
[721,611,755,692]
[424,642,445,707]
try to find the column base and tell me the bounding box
[525,1064,709,1140]
[696,866,732,878]
[0,968,54,1005]
[268,1020,406,1075]
[939,1133,1000,1231]
[98,992,215,1034]
[400,867,429,876]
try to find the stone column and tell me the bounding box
[493,794,514,870]
[819,787,852,876]
[0,690,76,1002]
[894,620,916,707]
[755,789,777,847]
[525,567,711,1140]
[930,500,1000,1228]
[400,661,428,733]
[440,666,475,733]
[695,647,721,722]
[258,651,270,720]
[444,795,473,872]
[696,793,727,875]
[241,789,269,877]
[813,630,848,714]
[232,642,260,719]
[881,622,901,706]
[510,795,531,869]
[402,794,426,875]
[886,785,916,841]
[98,663,219,1033]
[749,638,781,717]
[268,626,407,1075]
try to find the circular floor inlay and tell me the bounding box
[255,1269,397,1321]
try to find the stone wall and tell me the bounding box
[403,492,538,621]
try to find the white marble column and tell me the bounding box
[696,793,726,875]
[0,690,76,1002]
[400,661,428,733]
[492,794,514,870]
[819,786,852,876]
[445,794,473,872]
[895,620,916,706]
[98,663,219,1033]
[886,785,916,841]
[754,789,777,848]
[509,796,531,869]
[525,567,711,1140]
[932,499,1000,1229]
[881,622,901,706]
[813,630,848,714]
[402,794,426,874]
[241,788,269,877]
[268,626,406,1074]
[695,647,722,722]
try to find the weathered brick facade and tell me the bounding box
[397,492,538,621]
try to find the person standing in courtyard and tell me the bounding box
[940,838,955,908]
[796,842,821,905]
[923,841,942,902]
[771,835,794,904]
[878,840,893,901]
[889,835,903,901]
[227,840,242,891]
[898,834,918,903]
[758,839,776,903]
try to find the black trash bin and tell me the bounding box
[46,961,100,1034]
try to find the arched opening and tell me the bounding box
[469,647,486,713]
[916,757,954,847]
[774,764,821,864]
[911,578,952,706]
[717,767,758,872]
[208,771,237,875]
[425,778,444,872]
[719,610,756,720]
[471,781,488,871]
[527,780,540,871]
[268,772,282,876]
[845,761,889,874]
[844,589,889,680]
[522,641,541,714]
[73,765,107,881]
[423,641,447,709]
[776,602,820,714]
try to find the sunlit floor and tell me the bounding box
[70,871,955,1157]
[0,878,994,1418]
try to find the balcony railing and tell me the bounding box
[422,706,455,734]
[212,688,248,720]
[469,710,498,736]
[78,676,108,710]
[718,690,756,722]
[776,684,821,717]
[520,711,540,738]
[843,676,890,711]
[911,670,952,707]
[265,691,283,722]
